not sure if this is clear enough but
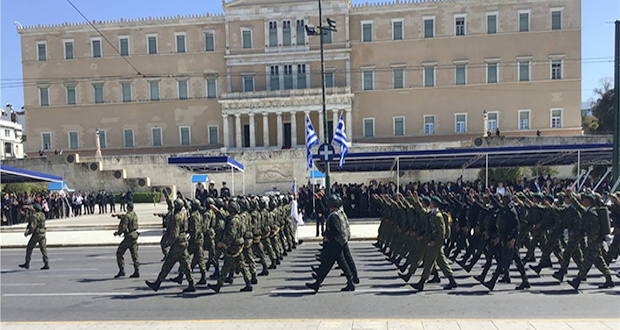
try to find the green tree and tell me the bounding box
[478,167,527,183]
[588,78,615,134]
[0,183,48,195]
[530,165,560,178]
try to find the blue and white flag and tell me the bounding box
[333,113,348,169]
[292,179,297,195]
[305,115,319,170]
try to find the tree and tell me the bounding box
[530,165,560,178]
[478,167,527,184]
[588,78,615,134]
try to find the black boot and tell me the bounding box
[197,273,207,285]
[398,263,409,273]
[145,280,161,292]
[275,259,281,265]
[515,281,531,290]
[240,283,253,292]
[40,263,49,270]
[599,276,615,289]
[224,276,234,284]
[183,281,196,293]
[552,270,565,282]
[499,273,511,284]
[130,270,140,278]
[251,273,258,285]
[305,281,320,293]
[483,272,500,291]
[398,272,412,283]
[114,270,126,278]
[410,278,425,291]
[567,278,581,290]
[258,269,269,276]
[169,274,183,284]
[209,269,220,280]
[341,280,355,292]
[208,283,221,293]
[529,264,542,275]
[443,276,458,290]
[18,263,29,270]
[268,262,277,270]
[428,272,441,283]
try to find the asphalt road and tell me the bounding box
[1,242,619,322]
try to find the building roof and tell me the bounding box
[1,165,63,184]
[312,143,613,173]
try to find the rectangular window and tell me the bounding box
[41,132,52,150]
[123,129,134,148]
[204,31,215,51]
[519,61,530,81]
[296,20,305,45]
[552,10,562,30]
[206,79,217,98]
[363,118,375,138]
[242,29,252,49]
[322,29,332,44]
[119,36,130,56]
[178,80,189,100]
[487,111,498,132]
[393,117,405,136]
[208,125,219,144]
[66,85,77,105]
[519,11,530,32]
[270,66,280,91]
[269,21,278,47]
[243,76,255,92]
[283,65,293,90]
[551,109,563,128]
[487,13,498,34]
[455,65,467,85]
[455,114,467,133]
[98,130,107,148]
[392,20,403,40]
[393,68,404,89]
[149,81,160,101]
[424,66,435,87]
[175,32,186,53]
[325,72,334,88]
[121,82,132,102]
[68,132,79,150]
[424,116,435,135]
[424,17,435,38]
[362,22,373,42]
[455,16,466,36]
[64,40,74,60]
[179,127,191,145]
[91,38,101,58]
[37,42,47,61]
[94,84,104,103]
[152,127,163,147]
[282,20,291,46]
[147,35,158,54]
[519,110,530,130]
[551,60,562,80]
[297,64,307,89]
[487,63,498,83]
[362,70,374,91]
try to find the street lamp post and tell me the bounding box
[306,0,337,197]
[95,128,102,158]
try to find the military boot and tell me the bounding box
[258,268,269,276]
[443,276,458,290]
[251,273,258,285]
[305,281,320,293]
[183,281,196,293]
[207,283,221,293]
[398,272,412,283]
[552,269,566,282]
[599,275,615,289]
[197,272,207,285]
[18,263,29,270]
[240,283,253,292]
[410,278,425,291]
[209,268,220,280]
[398,263,409,273]
[114,270,126,278]
[428,272,441,283]
[515,281,531,290]
[341,280,355,292]
[483,272,500,291]
[567,278,581,290]
[130,270,140,278]
[40,263,50,270]
[499,273,511,284]
[145,280,162,292]
[169,273,183,284]
[268,262,277,270]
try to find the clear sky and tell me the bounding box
[1,0,618,110]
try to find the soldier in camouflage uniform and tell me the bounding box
[239,198,258,285]
[250,197,270,276]
[208,200,253,293]
[260,197,278,270]
[146,198,196,293]
[154,189,174,262]
[19,203,49,270]
[171,199,207,285]
[112,202,139,278]
[202,197,218,278]
[552,191,585,282]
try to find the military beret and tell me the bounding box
[33,203,43,212]
[532,193,544,199]
[127,201,134,209]
[544,194,554,201]
[430,196,443,205]
[582,193,595,201]
[422,196,431,204]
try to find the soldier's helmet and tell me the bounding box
[228,200,240,213]
[192,199,202,210]
[174,198,184,210]
[206,197,215,207]
[282,196,289,204]
[327,194,340,208]
[258,197,267,209]
[250,198,259,211]
[238,199,248,212]
[268,200,276,210]
[214,198,224,208]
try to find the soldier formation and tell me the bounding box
[374,187,620,292]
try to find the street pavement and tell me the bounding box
[1,242,619,328]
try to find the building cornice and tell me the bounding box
[225,48,351,66]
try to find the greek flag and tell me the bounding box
[305,115,319,170]
[333,113,348,169]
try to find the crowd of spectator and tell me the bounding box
[1,190,134,226]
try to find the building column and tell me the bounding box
[318,110,324,143]
[249,113,256,148]
[345,109,352,143]
[290,111,297,146]
[235,114,242,148]
[222,114,230,148]
[332,109,339,138]
[263,112,270,147]
[276,112,283,147]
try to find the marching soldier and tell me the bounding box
[112,202,140,278]
[19,203,49,270]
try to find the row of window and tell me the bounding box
[363,57,563,90]
[361,109,564,138]
[362,8,563,42]
[40,126,220,150]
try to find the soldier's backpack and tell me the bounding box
[598,206,611,237]
[442,211,452,239]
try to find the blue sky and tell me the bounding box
[1,0,618,109]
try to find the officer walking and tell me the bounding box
[19,203,49,270]
[112,202,140,278]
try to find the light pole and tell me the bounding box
[95,128,102,158]
[612,20,619,190]
[306,0,336,196]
